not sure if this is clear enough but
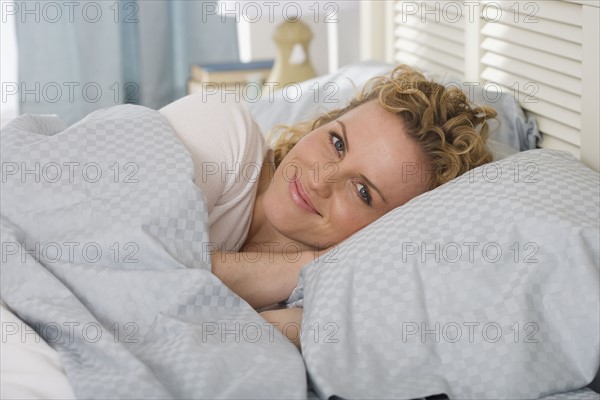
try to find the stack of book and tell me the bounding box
[187,59,274,95]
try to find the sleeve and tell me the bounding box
[158,93,267,251]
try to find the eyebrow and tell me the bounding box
[336,120,388,205]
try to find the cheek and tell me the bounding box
[328,200,380,234]
[261,165,302,224]
[261,182,288,230]
[288,132,327,162]
[264,168,288,209]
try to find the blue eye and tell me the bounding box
[329,130,372,207]
[329,131,345,155]
[356,182,372,205]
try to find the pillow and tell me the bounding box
[247,60,540,156]
[295,149,599,399]
[436,73,541,151]
[247,60,392,135]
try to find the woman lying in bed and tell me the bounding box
[160,64,496,349]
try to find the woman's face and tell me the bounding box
[262,100,430,249]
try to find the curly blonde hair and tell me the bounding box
[267,65,496,190]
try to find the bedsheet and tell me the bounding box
[0,106,306,399]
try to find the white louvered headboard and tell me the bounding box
[359,0,599,171]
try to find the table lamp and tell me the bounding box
[267,15,316,87]
[218,1,357,88]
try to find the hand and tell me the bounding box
[260,308,303,350]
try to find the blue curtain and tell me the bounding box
[15,0,239,124]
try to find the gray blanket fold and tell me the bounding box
[0,106,306,399]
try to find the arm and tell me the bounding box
[260,308,303,350]
[211,250,314,310]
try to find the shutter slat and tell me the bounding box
[481,67,581,112]
[394,53,464,80]
[520,97,581,131]
[394,25,462,48]
[396,15,464,42]
[537,134,581,157]
[481,23,582,60]
[489,0,582,26]
[481,38,582,79]
[481,53,581,95]
[394,1,467,80]
[394,1,466,22]
[491,8,582,43]
[527,111,582,146]
[396,36,463,59]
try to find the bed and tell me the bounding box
[1,1,599,399]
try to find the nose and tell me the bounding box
[306,162,336,199]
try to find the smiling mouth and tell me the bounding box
[289,175,321,215]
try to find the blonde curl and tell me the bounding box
[267,65,496,190]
